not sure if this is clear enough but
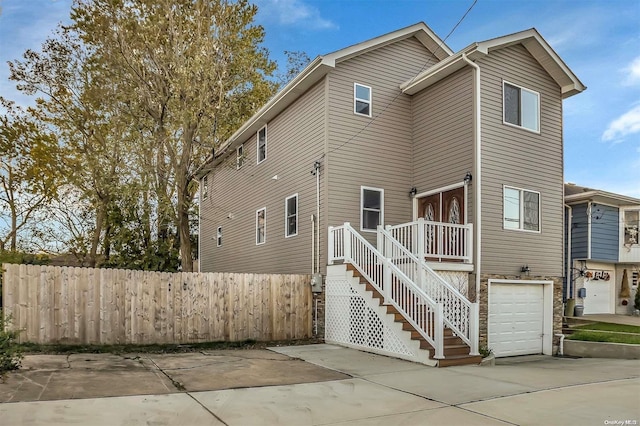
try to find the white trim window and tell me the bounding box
[285,194,298,237]
[503,81,540,133]
[354,83,372,117]
[237,144,244,169]
[216,226,222,247]
[623,209,639,245]
[257,126,267,164]
[256,207,266,245]
[361,186,383,232]
[503,186,540,232]
[201,175,208,201]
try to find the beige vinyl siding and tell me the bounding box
[200,80,326,274]
[326,37,439,241]
[478,44,564,276]
[411,67,474,219]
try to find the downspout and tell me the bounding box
[315,161,321,274]
[587,201,592,260]
[462,53,482,303]
[565,204,573,300]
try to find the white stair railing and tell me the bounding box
[328,223,444,359]
[379,225,479,355]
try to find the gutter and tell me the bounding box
[565,204,572,300]
[461,53,482,304]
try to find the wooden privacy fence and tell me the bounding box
[1,264,312,345]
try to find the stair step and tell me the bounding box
[437,355,482,367]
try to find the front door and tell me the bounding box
[416,186,465,259]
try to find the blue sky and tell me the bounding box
[1,0,639,197]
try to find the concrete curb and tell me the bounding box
[564,340,640,359]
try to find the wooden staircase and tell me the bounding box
[347,264,481,367]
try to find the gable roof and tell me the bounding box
[198,22,450,174]
[565,183,640,206]
[401,28,586,98]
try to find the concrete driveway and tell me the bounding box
[1,344,639,425]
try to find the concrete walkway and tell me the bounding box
[1,344,639,425]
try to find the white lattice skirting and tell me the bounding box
[324,264,435,366]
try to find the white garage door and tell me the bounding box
[583,280,612,314]
[489,284,544,357]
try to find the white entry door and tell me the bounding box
[489,283,544,357]
[583,280,612,314]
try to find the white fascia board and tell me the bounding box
[565,191,640,207]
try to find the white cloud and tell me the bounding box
[602,104,640,142]
[258,0,336,30]
[623,56,640,86]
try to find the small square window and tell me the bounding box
[504,82,540,132]
[237,144,244,169]
[256,207,266,245]
[503,186,540,232]
[361,186,383,232]
[216,226,222,247]
[257,126,267,164]
[285,194,298,237]
[354,83,372,117]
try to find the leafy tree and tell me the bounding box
[70,0,277,271]
[0,98,59,252]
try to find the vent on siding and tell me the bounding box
[633,271,639,287]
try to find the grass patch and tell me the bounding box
[567,331,640,345]
[17,338,322,355]
[573,322,640,334]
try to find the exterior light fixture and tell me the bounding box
[464,172,473,184]
[409,187,417,197]
[521,265,530,275]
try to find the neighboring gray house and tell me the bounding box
[565,183,640,315]
[197,23,585,365]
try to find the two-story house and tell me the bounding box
[197,23,585,366]
[565,183,640,315]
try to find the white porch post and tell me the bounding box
[469,302,480,355]
[434,303,444,359]
[381,225,392,303]
[327,226,335,265]
[417,218,426,291]
[343,223,352,262]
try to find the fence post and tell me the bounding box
[469,302,480,355]
[466,223,474,264]
[417,219,426,290]
[379,226,392,303]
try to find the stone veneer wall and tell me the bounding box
[476,274,563,350]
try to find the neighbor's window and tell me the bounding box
[257,126,267,164]
[354,83,372,117]
[285,194,298,237]
[256,207,266,244]
[361,186,383,232]
[201,175,208,200]
[504,82,540,132]
[216,226,222,247]
[237,144,244,169]
[623,209,639,245]
[504,186,540,231]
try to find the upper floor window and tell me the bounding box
[237,144,244,169]
[354,83,372,117]
[216,226,222,247]
[201,175,208,201]
[503,186,540,232]
[623,209,639,245]
[257,126,267,164]
[503,81,540,133]
[256,207,266,245]
[361,186,383,232]
[285,194,298,237]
